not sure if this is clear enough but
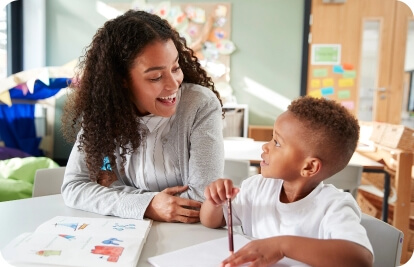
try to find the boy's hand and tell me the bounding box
[204,179,240,206]
[221,237,283,267]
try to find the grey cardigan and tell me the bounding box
[61,83,224,219]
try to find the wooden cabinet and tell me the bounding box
[358,145,413,263]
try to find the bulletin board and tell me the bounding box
[307,44,358,112]
[109,1,236,85]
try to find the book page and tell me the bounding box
[147,235,309,267]
[2,216,152,267]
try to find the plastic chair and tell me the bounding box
[32,167,66,197]
[361,213,403,267]
[223,159,251,186]
[324,164,363,198]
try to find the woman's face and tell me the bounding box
[128,39,184,117]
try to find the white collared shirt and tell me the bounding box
[132,90,182,192]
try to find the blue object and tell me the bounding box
[101,156,112,171]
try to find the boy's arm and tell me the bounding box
[200,199,226,228]
[200,178,239,229]
[222,236,373,267]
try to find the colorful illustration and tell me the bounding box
[36,250,61,257]
[55,222,78,231]
[78,223,89,230]
[113,223,136,231]
[102,238,123,245]
[91,246,124,262]
[59,234,76,241]
[55,222,89,231]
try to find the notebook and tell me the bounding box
[2,216,152,267]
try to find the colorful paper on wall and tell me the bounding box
[341,101,354,110]
[311,44,341,65]
[338,90,351,99]
[338,78,354,87]
[322,78,334,87]
[343,63,354,70]
[333,65,344,74]
[321,87,334,96]
[343,70,356,79]
[309,89,322,98]
[311,79,321,88]
[313,68,328,78]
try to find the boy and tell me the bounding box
[200,96,373,267]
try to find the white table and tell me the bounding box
[0,195,307,267]
[224,139,384,168]
[0,195,228,267]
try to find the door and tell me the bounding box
[307,0,413,124]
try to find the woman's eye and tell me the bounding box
[274,139,280,147]
[172,66,181,72]
[150,76,162,82]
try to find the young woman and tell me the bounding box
[61,10,224,223]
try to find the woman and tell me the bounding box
[61,10,224,223]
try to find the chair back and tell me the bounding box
[224,159,250,186]
[324,164,363,198]
[361,213,403,267]
[32,167,66,197]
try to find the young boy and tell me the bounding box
[200,96,373,267]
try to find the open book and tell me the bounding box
[1,216,152,267]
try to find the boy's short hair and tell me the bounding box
[287,96,360,177]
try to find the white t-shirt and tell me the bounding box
[224,174,373,254]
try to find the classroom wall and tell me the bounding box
[45,0,305,160]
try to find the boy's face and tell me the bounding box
[260,111,308,181]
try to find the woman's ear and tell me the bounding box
[301,157,322,177]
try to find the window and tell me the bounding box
[408,71,414,112]
[0,8,6,79]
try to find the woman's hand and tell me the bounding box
[144,185,202,223]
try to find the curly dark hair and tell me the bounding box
[62,10,222,181]
[287,96,360,177]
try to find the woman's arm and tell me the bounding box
[61,143,156,219]
[178,92,225,202]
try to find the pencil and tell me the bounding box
[227,198,234,254]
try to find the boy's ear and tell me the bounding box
[301,157,322,177]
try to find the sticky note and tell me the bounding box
[333,65,344,74]
[313,69,328,78]
[311,79,321,88]
[341,101,354,110]
[322,78,334,87]
[343,63,354,70]
[321,87,334,96]
[343,70,356,79]
[338,78,354,87]
[309,90,322,98]
[338,90,351,99]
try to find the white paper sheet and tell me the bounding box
[147,235,309,267]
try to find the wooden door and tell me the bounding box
[307,0,412,124]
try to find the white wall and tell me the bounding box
[23,0,45,69]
